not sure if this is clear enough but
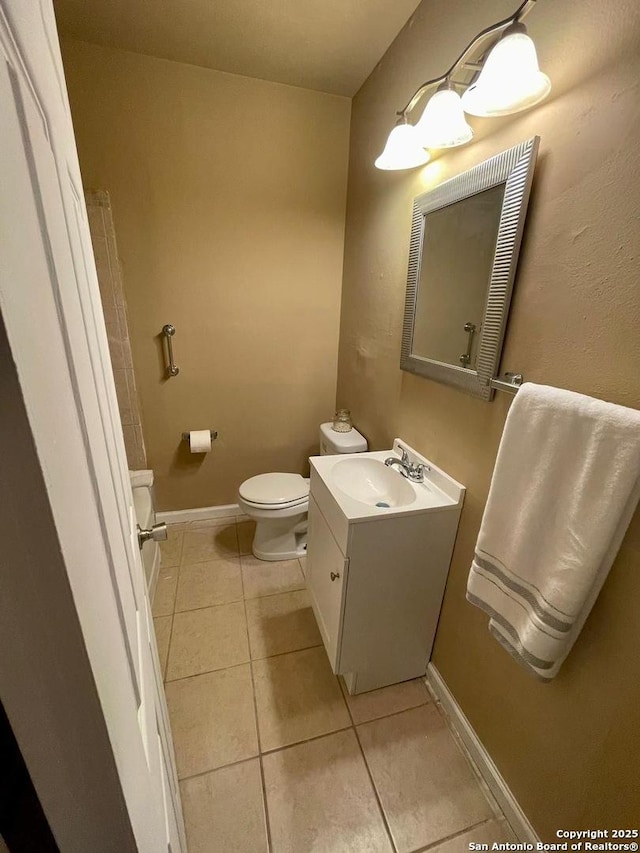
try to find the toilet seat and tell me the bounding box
[239,473,309,508]
[241,495,309,511]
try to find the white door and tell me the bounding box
[0,1,185,849]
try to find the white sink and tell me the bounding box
[332,457,416,508]
[310,439,465,522]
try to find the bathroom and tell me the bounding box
[1,0,639,850]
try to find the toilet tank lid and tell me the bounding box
[320,422,368,453]
[239,473,309,505]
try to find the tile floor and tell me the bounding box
[153,518,516,853]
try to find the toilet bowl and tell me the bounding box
[238,422,368,562]
[238,473,310,561]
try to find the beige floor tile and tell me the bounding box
[246,589,321,659]
[153,615,172,679]
[180,759,268,853]
[187,517,239,530]
[182,524,239,564]
[240,555,305,599]
[341,676,430,724]
[263,729,392,853]
[237,520,256,555]
[166,601,249,681]
[160,530,183,568]
[428,819,516,853]
[357,705,493,853]
[165,665,258,779]
[298,555,307,577]
[252,646,350,751]
[152,568,179,617]
[175,558,243,612]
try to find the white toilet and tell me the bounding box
[238,422,368,561]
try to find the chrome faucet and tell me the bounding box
[384,448,429,483]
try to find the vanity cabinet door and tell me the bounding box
[307,496,348,670]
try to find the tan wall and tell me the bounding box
[61,39,351,510]
[338,0,640,839]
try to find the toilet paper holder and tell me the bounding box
[182,430,218,444]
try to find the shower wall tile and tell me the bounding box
[122,424,147,471]
[86,202,106,235]
[86,190,147,470]
[105,321,125,369]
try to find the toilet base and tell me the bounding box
[252,540,307,562]
[251,512,308,562]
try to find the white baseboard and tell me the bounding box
[426,663,539,845]
[156,503,241,524]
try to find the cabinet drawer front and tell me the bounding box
[307,497,347,671]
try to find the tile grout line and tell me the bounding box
[162,614,174,681]
[408,817,499,853]
[352,725,399,853]
[258,724,354,757]
[172,721,358,782]
[163,642,325,685]
[241,559,274,853]
[160,530,184,680]
[177,753,259,784]
[338,678,399,853]
[350,697,433,728]
[240,585,307,602]
[172,583,307,616]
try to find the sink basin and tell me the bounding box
[331,458,416,508]
[311,441,464,522]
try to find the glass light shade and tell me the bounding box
[414,88,473,149]
[461,30,551,117]
[374,123,430,171]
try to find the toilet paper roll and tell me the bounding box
[188,430,212,453]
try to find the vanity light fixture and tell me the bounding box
[461,23,551,117]
[375,0,550,170]
[374,119,430,171]
[414,82,473,150]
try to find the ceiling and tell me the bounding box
[53,0,422,97]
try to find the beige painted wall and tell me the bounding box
[61,39,351,510]
[338,0,640,839]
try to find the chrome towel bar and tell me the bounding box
[162,324,179,377]
[489,372,524,394]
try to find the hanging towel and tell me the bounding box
[467,382,640,681]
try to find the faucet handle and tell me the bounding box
[400,447,410,463]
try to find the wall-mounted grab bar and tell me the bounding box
[162,324,179,377]
[459,321,476,367]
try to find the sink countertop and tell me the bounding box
[309,441,465,523]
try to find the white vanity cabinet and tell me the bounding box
[306,442,464,695]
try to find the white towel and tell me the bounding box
[467,382,640,681]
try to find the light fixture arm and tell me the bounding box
[396,0,538,118]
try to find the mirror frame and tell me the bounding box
[400,136,539,400]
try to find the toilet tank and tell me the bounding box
[319,422,368,456]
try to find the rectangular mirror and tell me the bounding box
[401,137,539,400]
